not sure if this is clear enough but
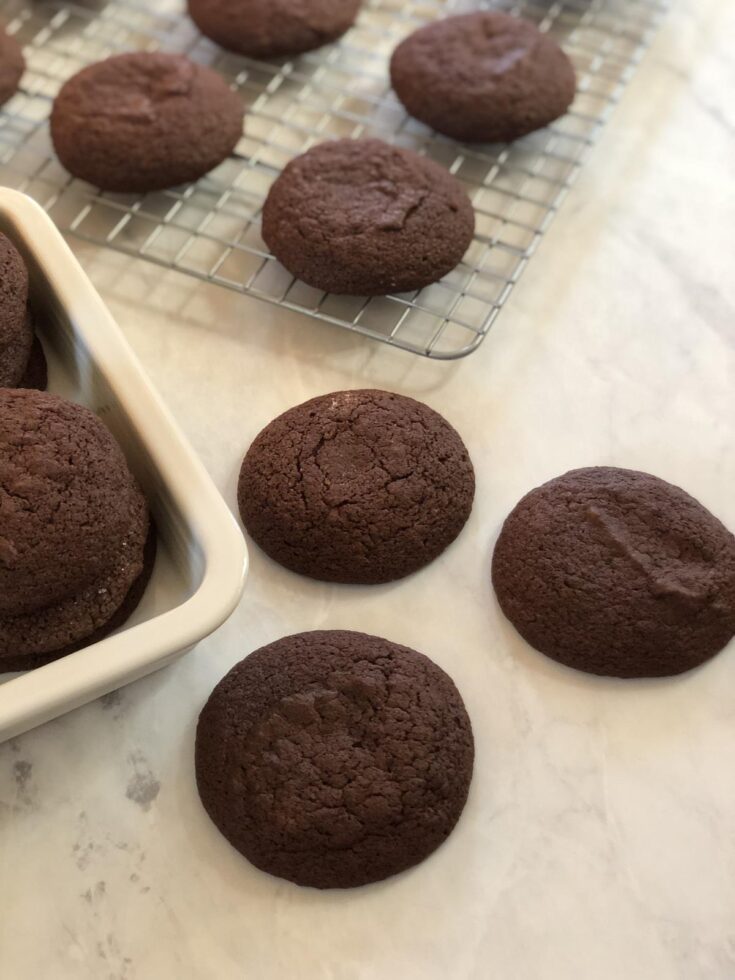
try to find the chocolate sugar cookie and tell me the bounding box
[492,467,735,677]
[50,52,243,193]
[0,389,148,615]
[390,12,576,143]
[0,389,155,670]
[238,389,475,583]
[0,27,24,106]
[0,520,156,671]
[261,138,475,295]
[0,233,33,388]
[196,630,474,888]
[187,0,362,59]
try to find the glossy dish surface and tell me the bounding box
[0,188,248,741]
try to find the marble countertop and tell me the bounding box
[2,0,735,976]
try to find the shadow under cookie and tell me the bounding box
[17,333,48,391]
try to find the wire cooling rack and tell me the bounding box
[0,0,667,358]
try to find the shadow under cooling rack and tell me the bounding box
[0,0,667,358]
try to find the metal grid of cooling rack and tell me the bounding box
[0,0,667,358]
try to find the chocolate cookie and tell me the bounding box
[390,12,576,143]
[491,467,735,677]
[50,52,243,193]
[0,233,33,388]
[261,138,475,295]
[0,389,148,616]
[238,389,475,583]
[0,27,24,106]
[187,0,362,59]
[0,521,156,672]
[196,630,474,888]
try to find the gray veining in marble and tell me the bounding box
[1,0,734,976]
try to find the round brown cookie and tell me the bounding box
[261,138,475,295]
[0,520,156,672]
[0,389,148,616]
[238,389,475,583]
[50,52,243,193]
[195,630,474,888]
[491,467,735,678]
[0,233,33,388]
[0,27,24,107]
[187,0,362,59]
[390,12,576,143]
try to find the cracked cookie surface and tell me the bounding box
[0,522,156,671]
[261,138,475,295]
[390,12,576,143]
[0,233,32,389]
[0,389,148,615]
[188,0,362,58]
[195,629,474,888]
[492,466,735,677]
[238,389,475,583]
[50,52,243,192]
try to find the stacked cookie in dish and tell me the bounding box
[0,387,155,672]
[0,234,47,391]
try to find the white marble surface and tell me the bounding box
[2,0,735,976]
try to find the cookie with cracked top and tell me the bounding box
[187,0,362,59]
[390,12,576,143]
[0,388,155,669]
[491,467,735,677]
[195,629,474,888]
[261,138,475,295]
[0,522,156,672]
[0,27,24,107]
[0,233,33,388]
[50,52,243,193]
[0,388,149,616]
[238,388,475,583]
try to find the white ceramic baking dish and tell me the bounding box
[0,188,248,741]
